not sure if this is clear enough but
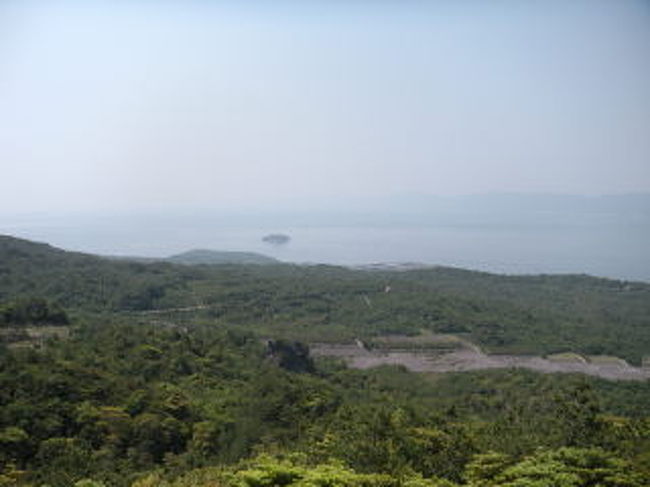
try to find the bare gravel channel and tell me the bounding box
[311,343,650,381]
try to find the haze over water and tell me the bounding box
[4,194,649,282]
[1,2,649,281]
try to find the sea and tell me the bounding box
[2,208,649,282]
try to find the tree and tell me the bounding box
[471,447,646,487]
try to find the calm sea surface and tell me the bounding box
[4,214,649,282]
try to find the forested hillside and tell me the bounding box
[2,235,649,363]
[166,249,277,265]
[1,321,650,486]
[0,235,649,486]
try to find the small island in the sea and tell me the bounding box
[262,233,291,245]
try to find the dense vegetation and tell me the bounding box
[0,235,649,485]
[2,235,649,363]
[0,298,68,327]
[166,249,278,265]
[1,321,649,486]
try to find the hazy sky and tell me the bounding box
[1,0,649,213]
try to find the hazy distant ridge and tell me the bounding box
[166,249,277,265]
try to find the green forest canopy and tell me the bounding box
[0,235,648,486]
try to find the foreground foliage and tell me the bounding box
[0,322,648,486]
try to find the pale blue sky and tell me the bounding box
[1,0,649,213]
